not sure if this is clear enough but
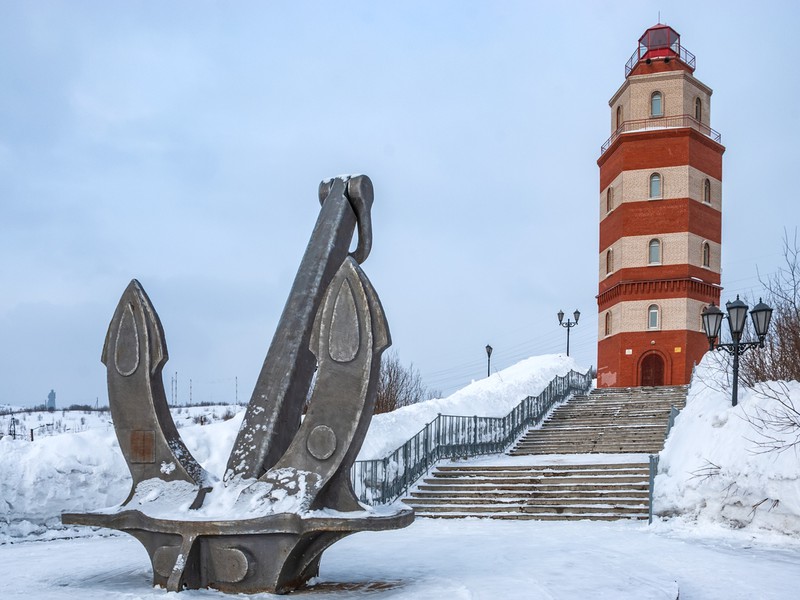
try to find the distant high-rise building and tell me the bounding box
[47,389,56,410]
[596,24,724,387]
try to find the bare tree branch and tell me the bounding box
[374,351,440,414]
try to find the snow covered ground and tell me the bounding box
[655,352,800,536]
[2,352,800,598]
[0,354,582,540]
[1,519,799,599]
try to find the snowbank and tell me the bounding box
[654,352,800,536]
[357,354,584,460]
[0,409,244,542]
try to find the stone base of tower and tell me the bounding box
[597,330,708,388]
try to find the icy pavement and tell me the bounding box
[2,518,798,599]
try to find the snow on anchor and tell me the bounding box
[62,175,413,594]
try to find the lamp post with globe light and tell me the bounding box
[557,309,580,357]
[701,296,773,406]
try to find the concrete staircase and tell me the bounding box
[509,386,686,455]
[404,386,687,520]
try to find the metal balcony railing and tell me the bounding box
[625,44,696,77]
[600,114,722,154]
[350,368,593,505]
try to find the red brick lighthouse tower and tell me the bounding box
[596,24,724,388]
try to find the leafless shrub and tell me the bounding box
[374,351,440,415]
[741,229,800,384]
[740,381,800,454]
[690,459,722,482]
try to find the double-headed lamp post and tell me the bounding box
[485,344,493,377]
[701,295,773,407]
[557,309,580,357]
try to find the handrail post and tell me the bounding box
[648,454,659,524]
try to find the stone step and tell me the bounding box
[425,475,647,485]
[514,439,663,445]
[405,503,647,516]
[508,449,662,455]
[417,482,649,493]
[406,497,647,506]
[516,435,665,442]
[433,468,649,478]
[409,489,650,500]
[411,512,648,521]
[437,463,650,472]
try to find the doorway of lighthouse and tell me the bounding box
[640,353,665,387]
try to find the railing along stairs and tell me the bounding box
[350,368,593,505]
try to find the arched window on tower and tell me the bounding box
[648,239,661,264]
[702,242,711,268]
[651,91,663,117]
[605,311,612,336]
[695,97,702,121]
[649,173,662,199]
[607,187,614,213]
[703,178,711,203]
[648,304,660,330]
[616,105,623,130]
[606,249,614,275]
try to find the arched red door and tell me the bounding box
[640,353,665,387]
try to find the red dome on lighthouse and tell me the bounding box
[626,24,696,78]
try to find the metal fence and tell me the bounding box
[350,369,593,505]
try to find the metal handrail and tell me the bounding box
[601,114,721,154]
[350,368,593,505]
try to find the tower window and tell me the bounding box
[651,91,663,117]
[607,187,614,212]
[616,106,623,130]
[702,242,711,267]
[606,249,614,275]
[648,304,660,329]
[695,97,702,121]
[648,239,661,264]
[649,173,662,199]
[703,178,711,203]
[605,311,612,336]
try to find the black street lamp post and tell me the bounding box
[485,344,493,377]
[701,295,773,407]
[557,309,580,357]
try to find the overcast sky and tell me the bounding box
[1,1,798,408]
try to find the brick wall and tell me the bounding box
[598,232,721,278]
[608,69,713,131]
[600,165,721,219]
[598,129,724,189]
[600,199,722,249]
[597,329,709,387]
[598,297,709,338]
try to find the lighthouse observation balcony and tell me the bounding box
[600,114,722,155]
[625,43,696,77]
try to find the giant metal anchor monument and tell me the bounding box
[63,175,413,594]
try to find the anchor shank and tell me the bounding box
[226,177,362,482]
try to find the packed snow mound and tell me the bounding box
[358,354,585,460]
[0,408,244,542]
[654,352,800,536]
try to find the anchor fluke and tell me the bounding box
[101,279,212,499]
